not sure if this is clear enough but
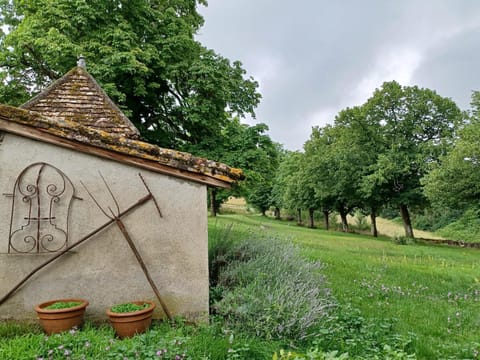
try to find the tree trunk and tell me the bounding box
[274,207,281,220]
[308,208,315,228]
[297,208,302,226]
[209,188,217,217]
[370,208,378,237]
[399,204,414,238]
[323,210,330,230]
[339,208,349,232]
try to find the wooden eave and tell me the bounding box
[0,105,242,188]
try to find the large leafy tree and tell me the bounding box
[0,0,260,149]
[272,151,316,226]
[303,125,361,232]
[423,92,480,211]
[200,118,280,216]
[332,106,386,236]
[362,81,463,237]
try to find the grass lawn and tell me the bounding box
[1,213,478,359]
[209,214,480,359]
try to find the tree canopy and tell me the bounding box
[274,81,464,237]
[0,0,261,150]
[423,92,480,212]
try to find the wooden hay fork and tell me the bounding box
[1,173,172,321]
[80,173,172,320]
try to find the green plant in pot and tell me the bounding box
[106,300,156,338]
[34,298,89,335]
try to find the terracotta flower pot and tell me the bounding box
[35,298,89,335]
[106,301,156,338]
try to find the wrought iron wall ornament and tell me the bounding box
[4,162,81,253]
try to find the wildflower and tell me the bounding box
[105,346,110,351]
[58,345,64,350]
[64,349,71,356]
[84,341,91,348]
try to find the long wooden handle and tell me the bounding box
[114,218,173,320]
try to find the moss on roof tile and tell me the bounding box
[0,104,244,184]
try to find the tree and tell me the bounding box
[197,118,280,216]
[271,152,305,224]
[304,125,362,232]
[423,94,480,211]
[0,0,260,150]
[333,106,386,237]
[362,81,463,238]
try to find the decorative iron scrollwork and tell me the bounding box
[4,163,80,253]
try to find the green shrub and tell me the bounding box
[311,305,416,358]
[436,208,480,242]
[208,222,248,288]
[273,348,349,360]
[273,345,416,359]
[212,236,335,341]
[392,235,415,245]
[411,207,463,232]
[353,211,370,232]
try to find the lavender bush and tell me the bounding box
[212,236,335,341]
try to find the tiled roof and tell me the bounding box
[21,66,140,139]
[0,66,243,188]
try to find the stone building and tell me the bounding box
[0,61,241,321]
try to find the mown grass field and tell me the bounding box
[209,214,480,359]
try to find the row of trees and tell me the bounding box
[270,81,467,238]
[217,82,480,240]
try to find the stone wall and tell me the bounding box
[0,133,208,321]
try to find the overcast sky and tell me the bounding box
[196,1,480,150]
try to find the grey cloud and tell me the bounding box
[198,1,480,149]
